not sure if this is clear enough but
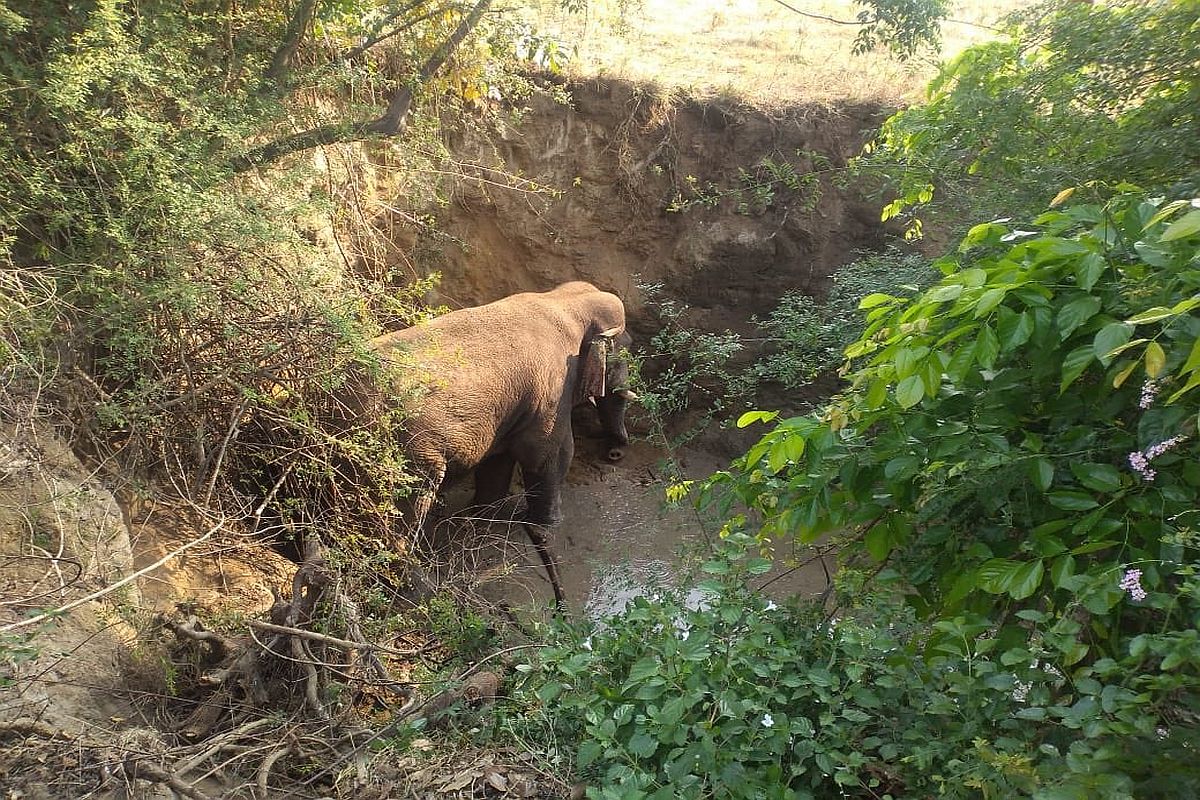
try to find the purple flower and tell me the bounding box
[1128,434,1187,481]
[1145,435,1186,460]
[1139,380,1160,409]
[1129,450,1156,482]
[1119,568,1147,601]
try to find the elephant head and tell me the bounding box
[580,327,638,460]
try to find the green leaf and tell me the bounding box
[1074,252,1105,291]
[978,559,1019,595]
[927,284,964,303]
[1181,336,1200,374]
[746,557,773,575]
[537,681,563,703]
[1030,458,1054,491]
[578,740,603,767]
[1144,341,1166,378]
[865,525,891,561]
[859,293,898,309]
[1069,462,1121,493]
[1050,555,1076,589]
[1160,209,1200,241]
[959,268,988,287]
[1170,295,1200,315]
[975,287,1007,317]
[1046,491,1099,511]
[628,731,658,759]
[1008,560,1044,600]
[1092,322,1133,366]
[1112,359,1139,388]
[865,377,888,409]
[1126,306,1175,325]
[766,435,804,473]
[626,656,660,684]
[1167,369,1200,403]
[1059,345,1094,393]
[895,374,925,408]
[737,410,778,428]
[894,346,924,379]
[998,310,1034,351]
[946,344,975,382]
[1057,296,1101,340]
[974,324,1000,369]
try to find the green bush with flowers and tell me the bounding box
[702,190,1200,796]
[501,191,1200,799]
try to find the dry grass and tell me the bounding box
[530,0,1029,106]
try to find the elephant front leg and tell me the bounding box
[519,436,571,527]
[522,521,565,609]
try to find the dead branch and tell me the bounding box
[245,618,419,658]
[122,758,215,800]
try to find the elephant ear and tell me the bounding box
[579,337,610,401]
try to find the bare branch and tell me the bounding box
[244,618,421,658]
[233,0,494,171]
[769,0,858,26]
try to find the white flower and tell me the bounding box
[764,601,778,612]
[761,713,774,728]
[581,637,592,652]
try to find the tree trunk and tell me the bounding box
[262,0,319,89]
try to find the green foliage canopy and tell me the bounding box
[701,191,1200,796]
[864,0,1200,226]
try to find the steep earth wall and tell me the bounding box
[412,80,888,339]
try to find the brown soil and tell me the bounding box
[415,79,888,338]
[379,80,887,609]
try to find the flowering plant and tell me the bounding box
[702,191,1200,796]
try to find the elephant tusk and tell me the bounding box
[615,388,638,401]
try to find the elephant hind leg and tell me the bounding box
[472,452,517,515]
[521,521,565,609]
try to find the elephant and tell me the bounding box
[370,281,637,605]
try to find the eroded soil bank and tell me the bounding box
[392,80,888,609]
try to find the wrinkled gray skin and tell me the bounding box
[371,282,636,604]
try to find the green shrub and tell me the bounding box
[861,0,1200,230]
[504,532,1171,798]
[703,190,1200,797]
[752,247,935,389]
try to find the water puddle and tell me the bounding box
[435,439,832,616]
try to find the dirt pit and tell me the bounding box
[388,80,885,611]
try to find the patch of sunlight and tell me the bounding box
[528,0,1030,106]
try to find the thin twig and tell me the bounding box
[244,619,420,658]
[1,517,227,633]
